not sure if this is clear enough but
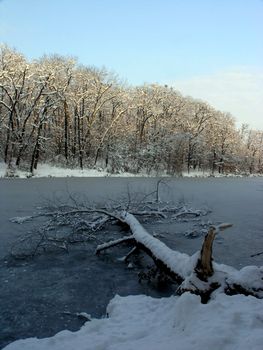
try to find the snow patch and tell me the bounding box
[4,293,263,350]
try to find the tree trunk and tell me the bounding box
[64,101,69,162]
[194,228,215,281]
[4,109,15,164]
[96,212,263,302]
[30,123,43,173]
[77,113,83,169]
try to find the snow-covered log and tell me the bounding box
[96,211,263,301]
[120,211,197,282]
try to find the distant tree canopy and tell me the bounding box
[0,45,262,175]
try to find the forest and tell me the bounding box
[1,45,263,176]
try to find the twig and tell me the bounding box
[251,251,263,257]
[95,236,135,254]
[118,246,139,262]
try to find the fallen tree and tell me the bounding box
[10,183,209,258]
[9,185,263,302]
[96,211,263,302]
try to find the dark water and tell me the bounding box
[0,240,174,349]
[0,177,263,348]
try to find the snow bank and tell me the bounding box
[4,293,263,350]
[0,162,109,178]
[34,164,109,177]
[2,161,260,178]
[0,162,152,178]
[182,170,212,177]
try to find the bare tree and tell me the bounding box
[1,45,263,176]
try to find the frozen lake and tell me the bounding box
[0,177,263,348]
[0,177,262,265]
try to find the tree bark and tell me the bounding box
[194,227,215,281]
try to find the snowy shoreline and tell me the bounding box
[1,162,261,179]
[4,292,263,350]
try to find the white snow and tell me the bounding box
[182,170,212,177]
[1,161,261,178]
[226,266,263,298]
[0,162,107,178]
[0,162,147,178]
[121,212,198,278]
[4,292,263,350]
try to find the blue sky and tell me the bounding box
[0,0,262,128]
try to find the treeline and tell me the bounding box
[0,45,262,175]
